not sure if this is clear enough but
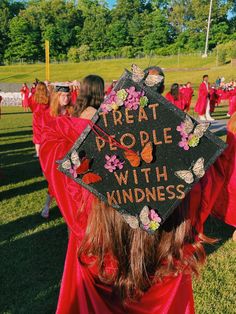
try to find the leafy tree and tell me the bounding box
[4,15,41,62]
[0,0,25,63]
[80,1,110,52]
[142,9,171,53]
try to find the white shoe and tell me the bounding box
[206,116,215,121]
[41,206,50,218]
[199,115,206,121]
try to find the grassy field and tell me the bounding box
[0,106,235,314]
[0,55,236,91]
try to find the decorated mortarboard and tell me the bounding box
[55,85,70,93]
[57,65,226,234]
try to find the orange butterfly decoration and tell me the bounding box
[123,142,153,167]
[75,157,102,184]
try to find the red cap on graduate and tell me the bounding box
[58,65,226,234]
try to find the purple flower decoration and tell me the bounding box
[104,155,124,173]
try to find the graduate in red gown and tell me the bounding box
[28,82,50,158]
[20,83,30,112]
[181,82,194,112]
[213,113,236,238]
[71,85,78,105]
[194,75,214,121]
[39,85,75,219]
[165,83,185,111]
[106,80,117,95]
[228,87,236,116]
[209,86,220,113]
[39,73,229,314]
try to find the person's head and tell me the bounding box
[203,75,208,82]
[50,86,73,117]
[74,75,105,117]
[33,82,49,105]
[78,197,207,302]
[186,82,192,88]
[144,66,165,94]
[170,83,180,100]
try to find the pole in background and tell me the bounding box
[45,40,50,81]
[203,0,213,58]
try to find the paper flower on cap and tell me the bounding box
[177,116,210,151]
[101,87,148,112]
[117,89,128,101]
[188,134,200,147]
[104,155,124,173]
[124,87,145,110]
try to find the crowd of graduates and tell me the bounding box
[12,67,236,314]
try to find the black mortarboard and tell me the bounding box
[58,67,226,234]
[55,85,70,93]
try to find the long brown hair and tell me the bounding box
[228,112,236,134]
[73,75,104,117]
[170,83,180,101]
[50,91,74,117]
[33,82,49,104]
[78,198,208,302]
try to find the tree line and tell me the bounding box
[0,0,235,64]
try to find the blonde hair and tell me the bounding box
[50,91,74,117]
[33,82,49,105]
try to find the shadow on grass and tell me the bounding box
[1,140,33,152]
[0,179,47,200]
[1,152,38,168]
[0,126,32,131]
[0,206,61,242]
[1,111,31,115]
[204,215,235,255]
[0,130,32,138]
[0,221,67,313]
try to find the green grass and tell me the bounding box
[1,55,236,92]
[0,106,235,314]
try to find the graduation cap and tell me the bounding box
[55,85,70,93]
[57,66,226,234]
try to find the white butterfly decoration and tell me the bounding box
[131,64,164,87]
[183,115,210,138]
[175,157,205,184]
[122,206,162,232]
[61,150,81,171]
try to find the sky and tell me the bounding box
[107,0,116,8]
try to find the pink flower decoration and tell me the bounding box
[176,122,188,138]
[178,138,190,150]
[104,155,124,173]
[149,209,162,223]
[100,103,110,113]
[69,166,77,178]
[124,87,144,110]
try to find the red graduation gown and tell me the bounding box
[165,92,185,111]
[20,87,30,107]
[212,131,236,227]
[28,97,49,144]
[181,87,194,111]
[194,82,210,115]
[40,116,226,314]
